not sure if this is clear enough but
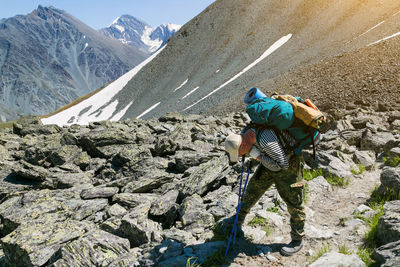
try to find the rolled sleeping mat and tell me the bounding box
[244,87,267,104]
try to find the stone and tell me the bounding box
[190,241,225,260]
[179,194,215,229]
[158,255,190,267]
[80,187,119,199]
[353,150,376,170]
[117,216,162,247]
[309,252,365,267]
[51,230,130,267]
[378,167,400,195]
[372,240,400,267]
[387,147,400,158]
[106,204,128,218]
[378,200,400,245]
[305,225,334,240]
[307,176,332,200]
[255,210,284,228]
[149,190,179,228]
[360,130,395,153]
[12,161,49,182]
[162,228,196,245]
[179,156,229,197]
[1,220,90,267]
[353,204,375,219]
[121,171,174,193]
[112,193,158,209]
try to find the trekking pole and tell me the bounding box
[225,156,252,256]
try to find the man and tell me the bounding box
[224,126,305,256]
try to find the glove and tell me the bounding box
[249,146,261,159]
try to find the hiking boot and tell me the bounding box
[280,240,303,256]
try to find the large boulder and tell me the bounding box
[353,150,376,170]
[372,240,400,267]
[179,156,229,197]
[179,194,215,230]
[121,170,175,193]
[378,167,400,196]
[1,220,91,267]
[149,190,179,228]
[360,130,395,153]
[378,200,400,245]
[51,230,131,267]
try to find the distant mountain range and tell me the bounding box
[0,6,180,122]
[100,15,181,53]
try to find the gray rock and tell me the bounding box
[190,241,225,260]
[353,150,376,170]
[340,130,363,147]
[106,204,128,218]
[12,161,49,181]
[378,200,400,245]
[179,156,229,197]
[117,216,162,247]
[314,152,352,178]
[80,187,119,199]
[353,204,375,219]
[179,194,215,229]
[149,190,179,228]
[360,130,395,153]
[305,224,334,240]
[307,176,332,198]
[52,230,130,267]
[112,193,158,209]
[162,228,196,245]
[1,220,91,267]
[121,171,174,193]
[372,240,400,267]
[309,251,365,267]
[378,167,400,195]
[387,147,400,158]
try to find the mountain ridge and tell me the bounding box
[0,5,148,121]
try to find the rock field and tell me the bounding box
[0,107,400,266]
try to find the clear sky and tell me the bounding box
[0,0,216,29]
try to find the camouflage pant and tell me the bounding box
[238,155,306,241]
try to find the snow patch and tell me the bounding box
[41,45,166,126]
[111,16,121,26]
[84,43,88,49]
[216,69,220,73]
[114,25,125,33]
[141,26,163,53]
[183,34,293,111]
[164,23,181,32]
[174,79,188,92]
[110,101,133,121]
[368,31,400,46]
[137,102,161,119]
[181,87,199,99]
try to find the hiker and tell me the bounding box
[225,126,305,256]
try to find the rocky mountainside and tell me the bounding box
[41,0,400,127]
[99,15,181,53]
[0,6,148,122]
[1,107,400,266]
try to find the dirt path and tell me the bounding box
[225,167,382,266]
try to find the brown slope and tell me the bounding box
[210,33,400,115]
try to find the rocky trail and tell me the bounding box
[0,107,400,266]
[227,169,382,267]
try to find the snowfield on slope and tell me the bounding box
[41,46,166,126]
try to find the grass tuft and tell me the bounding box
[186,257,201,267]
[248,215,273,236]
[383,156,400,167]
[338,244,353,255]
[309,243,331,263]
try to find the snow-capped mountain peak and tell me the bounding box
[100,15,181,54]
